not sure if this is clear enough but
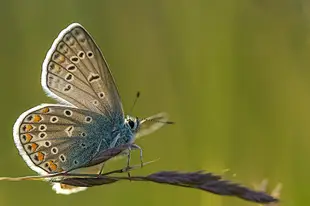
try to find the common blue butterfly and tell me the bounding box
[13,23,169,194]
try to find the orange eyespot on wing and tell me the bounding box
[48,161,58,172]
[30,143,38,152]
[32,115,42,123]
[22,124,34,132]
[31,152,46,164]
[37,152,45,162]
[21,133,33,143]
[41,107,50,114]
[25,143,39,153]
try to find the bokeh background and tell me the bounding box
[0,0,309,205]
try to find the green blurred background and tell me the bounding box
[0,0,309,205]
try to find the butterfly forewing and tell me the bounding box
[42,23,124,121]
[14,104,112,174]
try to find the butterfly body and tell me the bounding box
[13,23,169,194]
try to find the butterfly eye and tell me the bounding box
[128,120,135,129]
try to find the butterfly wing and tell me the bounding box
[42,23,123,121]
[13,104,115,194]
[13,104,113,174]
[135,113,169,139]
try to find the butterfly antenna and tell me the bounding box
[129,91,140,114]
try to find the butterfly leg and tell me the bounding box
[126,148,132,178]
[130,144,143,168]
[96,140,106,175]
[98,163,105,175]
[124,144,143,178]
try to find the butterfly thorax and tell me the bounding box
[91,114,138,154]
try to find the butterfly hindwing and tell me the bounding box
[42,23,124,120]
[13,104,112,174]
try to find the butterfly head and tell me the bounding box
[125,115,140,133]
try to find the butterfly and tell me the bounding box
[13,23,169,195]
